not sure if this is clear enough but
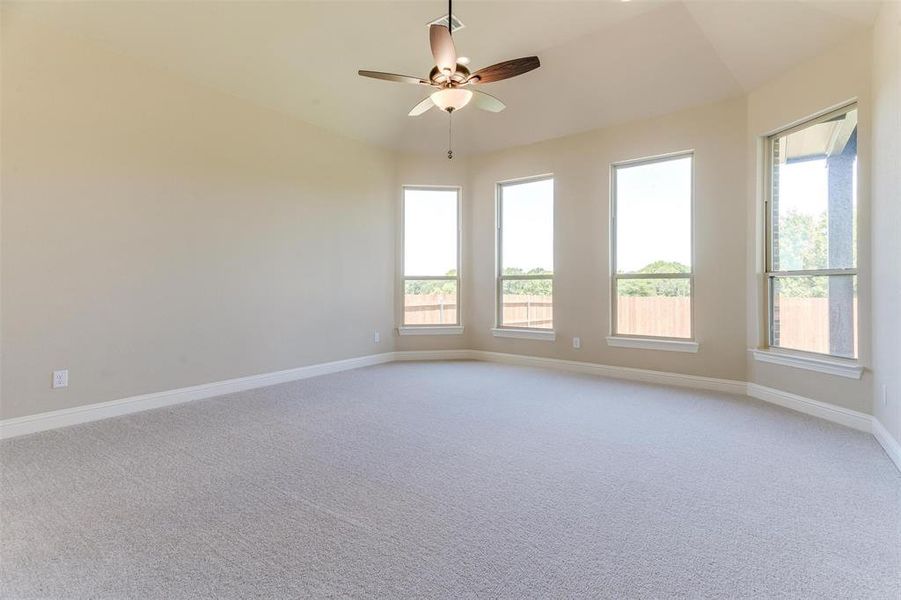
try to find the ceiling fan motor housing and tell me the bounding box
[429,64,471,86]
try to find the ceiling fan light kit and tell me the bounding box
[358,0,540,158]
[430,88,473,112]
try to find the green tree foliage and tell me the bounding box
[776,210,828,298]
[405,270,457,295]
[618,261,690,297]
[501,268,552,296]
[409,209,832,301]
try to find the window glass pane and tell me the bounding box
[501,178,553,275]
[404,280,458,325]
[615,156,691,274]
[404,189,458,276]
[616,278,691,338]
[771,275,857,358]
[771,108,857,271]
[501,279,552,329]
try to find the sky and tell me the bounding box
[777,107,857,219]
[777,157,857,215]
[404,188,458,276]
[778,159,828,216]
[405,163,692,277]
[615,156,691,273]
[403,180,557,277]
[776,146,857,271]
[500,178,554,272]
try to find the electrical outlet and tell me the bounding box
[572,337,581,349]
[52,370,68,389]
[373,331,381,344]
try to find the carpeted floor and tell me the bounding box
[1,360,899,599]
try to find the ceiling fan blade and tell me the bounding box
[470,57,540,84]
[429,24,457,75]
[471,90,505,113]
[358,70,430,85]
[408,97,434,117]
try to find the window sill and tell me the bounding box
[397,326,464,336]
[750,349,862,379]
[606,336,699,353]
[491,328,556,341]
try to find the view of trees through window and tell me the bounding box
[403,188,459,326]
[613,155,693,339]
[768,106,858,358]
[617,261,690,296]
[497,178,554,329]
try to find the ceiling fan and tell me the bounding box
[357,0,540,156]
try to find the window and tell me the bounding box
[496,177,554,330]
[612,153,693,340]
[765,105,858,359]
[402,187,460,327]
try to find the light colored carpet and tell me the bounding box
[1,360,899,599]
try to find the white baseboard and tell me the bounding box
[0,352,395,440]
[469,350,747,395]
[872,418,901,472]
[746,383,872,432]
[3,348,897,474]
[392,350,472,361]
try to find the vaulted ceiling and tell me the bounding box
[5,1,882,156]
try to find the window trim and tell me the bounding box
[762,102,859,360]
[398,325,464,336]
[609,150,696,342]
[400,185,462,330]
[749,348,863,379]
[490,328,556,341]
[606,336,699,353]
[495,174,555,333]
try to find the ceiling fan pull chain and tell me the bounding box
[447,111,454,160]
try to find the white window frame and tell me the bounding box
[495,174,555,336]
[763,103,859,361]
[399,185,462,333]
[609,151,695,345]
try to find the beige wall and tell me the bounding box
[1,22,396,419]
[463,98,748,381]
[871,2,901,442]
[745,35,873,414]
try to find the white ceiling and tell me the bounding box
[5,0,882,156]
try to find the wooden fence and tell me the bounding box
[501,295,553,328]
[774,297,858,355]
[403,294,553,327]
[405,294,855,355]
[404,294,458,325]
[617,297,691,338]
[617,296,857,353]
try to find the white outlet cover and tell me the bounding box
[373,331,381,343]
[52,369,69,389]
[573,337,581,349]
